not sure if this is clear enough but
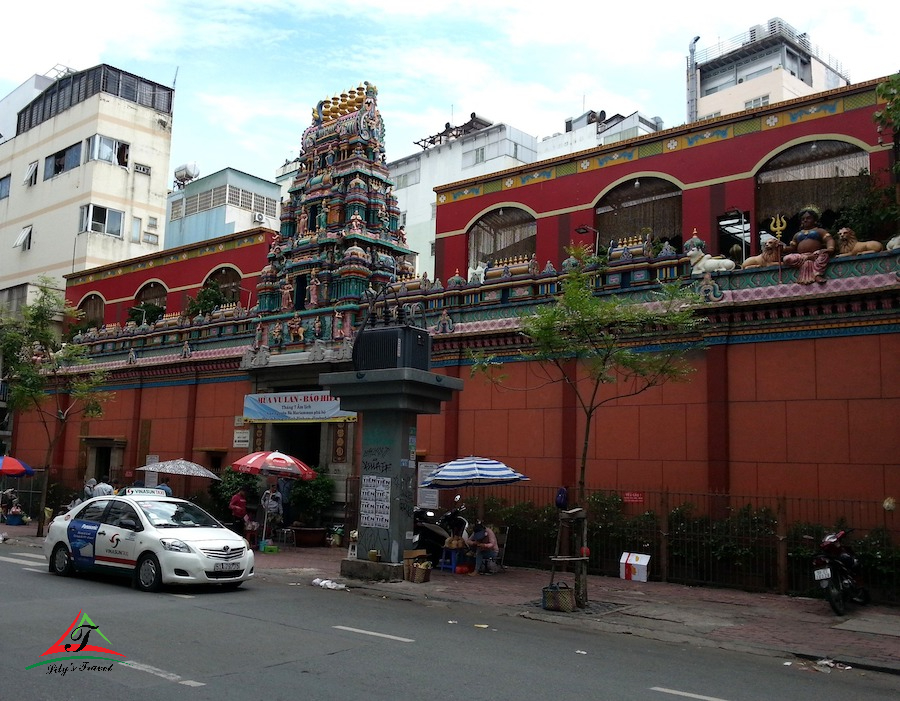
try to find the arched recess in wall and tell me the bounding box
[135,280,168,309]
[206,266,243,304]
[593,176,683,252]
[467,206,537,268]
[755,139,871,235]
[77,293,105,327]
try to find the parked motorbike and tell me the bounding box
[413,496,468,566]
[807,529,869,616]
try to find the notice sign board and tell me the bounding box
[417,462,439,508]
[243,391,357,423]
[359,475,391,528]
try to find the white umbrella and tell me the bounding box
[138,459,221,480]
[420,456,529,488]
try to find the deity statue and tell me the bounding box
[781,206,835,285]
[297,207,308,236]
[333,310,344,340]
[281,280,294,311]
[528,253,540,276]
[436,309,454,334]
[316,204,329,231]
[307,271,321,307]
[287,312,304,343]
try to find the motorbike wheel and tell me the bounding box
[826,578,846,616]
[850,588,870,606]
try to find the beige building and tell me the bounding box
[0,64,174,312]
[689,17,849,122]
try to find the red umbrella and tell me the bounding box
[0,456,35,477]
[230,451,317,481]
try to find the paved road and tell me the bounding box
[2,544,899,700]
[3,524,899,677]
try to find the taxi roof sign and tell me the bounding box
[124,487,166,496]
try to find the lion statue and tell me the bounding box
[741,238,784,269]
[836,228,884,256]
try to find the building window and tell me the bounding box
[13,226,32,250]
[395,173,408,189]
[87,135,129,166]
[0,174,10,200]
[23,161,38,186]
[143,232,159,245]
[44,142,82,180]
[744,95,770,109]
[131,217,142,243]
[431,202,436,220]
[170,199,184,220]
[148,216,158,229]
[474,147,485,164]
[80,204,124,237]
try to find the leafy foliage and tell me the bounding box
[472,244,705,500]
[184,280,229,319]
[833,168,900,240]
[0,277,113,535]
[874,72,900,178]
[289,472,335,526]
[128,301,166,326]
[208,470,261,521]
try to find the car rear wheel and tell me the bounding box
[50,543,74,576]
[134,553,162,592]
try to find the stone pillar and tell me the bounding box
[320,367,463,580]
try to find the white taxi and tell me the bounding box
[43,488,254,591]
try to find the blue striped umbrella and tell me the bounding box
[420,456,529,488]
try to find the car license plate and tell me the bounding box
[214,562,240,571]
[814,567,831,581]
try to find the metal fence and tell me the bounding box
[343,479,900,604]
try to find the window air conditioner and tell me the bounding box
[253,212,265,223]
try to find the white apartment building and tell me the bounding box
[689,17,849,122]
[0,64,174,313]
[387,110,664,276]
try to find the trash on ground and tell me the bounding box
[311,577,346,590]
[473,624,489,628]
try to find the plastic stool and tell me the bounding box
[439,547,460,573]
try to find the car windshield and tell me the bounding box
[135,500,222,529]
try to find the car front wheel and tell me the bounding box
[134,553,162,592]
[50,543,74,576]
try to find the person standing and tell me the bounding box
[93,476,114,496]
[229,486,248,536]
[83,478,97,500]
[157,476,172,496]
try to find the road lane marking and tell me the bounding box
[0,555,43,566]
[121,660,205,686]
[651,688,731,701]
[13,552,45,559]
[23,568,44,573]
[332,625,414,642]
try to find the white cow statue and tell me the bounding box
[686,248,737,274]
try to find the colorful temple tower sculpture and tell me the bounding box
[259,82,414,346]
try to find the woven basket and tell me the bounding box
[542,583,575,612]
[411,566,431,583]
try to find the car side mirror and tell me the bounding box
[119,518,139,531]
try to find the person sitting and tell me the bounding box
[466,522,499,576]
[781,206,835,285]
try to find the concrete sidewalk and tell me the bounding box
[4,524,899,675]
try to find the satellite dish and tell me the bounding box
[174,162,200,185]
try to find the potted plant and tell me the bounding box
[289,472,334,547]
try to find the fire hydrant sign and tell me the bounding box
[359,475,391,528]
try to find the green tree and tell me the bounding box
[874,72,900,179]
[184,280,228,319]
[472,245,705,502]
[0,277,113,536]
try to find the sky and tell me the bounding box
[3,2,898,184]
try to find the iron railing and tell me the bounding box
[343,479,900,604]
